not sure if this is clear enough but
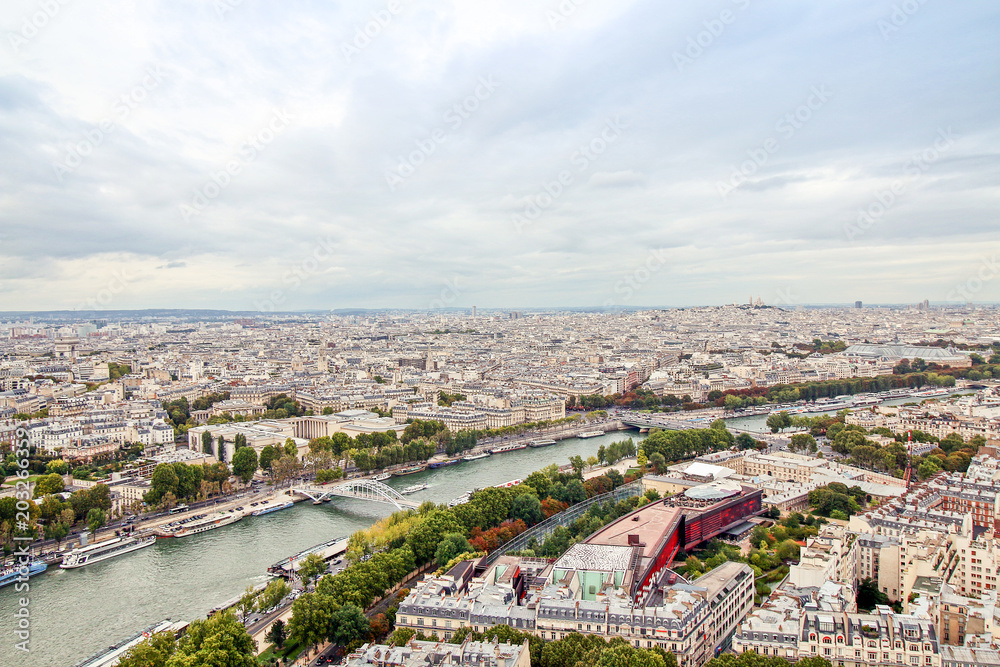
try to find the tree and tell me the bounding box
[857,577,891,610]
[164,610,256,667]
[216,435,226,462]
[234,433,247,450]
[201,431,213,455]
[257,579,292,612]
[332,603,370,647]
[284,439,298,457]
[86,508,106,533]
[237,586,260,619]
[117,631,177,667]
[298,552,328,585]
[435,532,471,568]
[258,445,276,473]
[34,472,65,497]
[776,539,801,561]
[265,619,287,649]
[510,493,544,526]
[232,447,258,485]
[766,411,792,433]
[789,433,818,454]
[568,455,585,476]
[735,433,757,450]
[288,592,337,649]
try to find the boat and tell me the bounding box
[373,472,392,481]
[427,458,462,469]
[251,500,295,517]
[0,559,47,588]
[400,483,428,495]
[448,492,472,507]
[154,510,244,538]
[268,537,348,577]
[462,451,491,461]
[60,534,156,569]
[493,479,522,488]
[489,442,527,454]
[393,465,427,477]
[577,431,603,439]
[529,438,557,447]
[70,619,186,667]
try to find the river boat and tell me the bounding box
[0,559,47,588]
[462,451,491,461]
[427,458,462,469]
[489,442,527,454]
[60,534,156,569]
[393,465,426,476]
[251,500,295,517]
[400,483,429,495]
[576,431,603,439]
[528,438,558,447]
[154,510,243,538]
[448,492,471,507]
[372,472,392,481]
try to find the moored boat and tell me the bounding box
[154,510,244,538]
[393,465,427,476]
[0,559,47,588]
[400,483,429,495]
[576,431,603,439]
[251,500,295,517]
[462,451,491,461]
[60,534,156,569]
[528,438,557,447]
[489,442,527,454]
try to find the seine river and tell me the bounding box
[1,431,644,667]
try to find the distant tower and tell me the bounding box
[855,301,862,309]
[471,306,477,318]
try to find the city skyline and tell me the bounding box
[1,1,998,311]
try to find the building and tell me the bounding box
[346,639,531,667]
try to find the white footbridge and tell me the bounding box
[291,479,419,510]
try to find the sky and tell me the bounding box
[0,0,998,312]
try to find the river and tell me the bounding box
[0,430,644,667]
[724,390,972,433]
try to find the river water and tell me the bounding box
[1,431,644,667]
[723,391,971,433]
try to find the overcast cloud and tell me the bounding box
[1,0,998,311]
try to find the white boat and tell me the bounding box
[60,534,156,569]
[493,479,522,489]
[462,451,490,461]
[373,472,392,481]
[448,492,471,507]
[400,483,428,495]
[155,510,244,538]
[489,442,527,454]
[529,439,557,447]
[251,500,295,516]
[576,431,603,439]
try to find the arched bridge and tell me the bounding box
[291,479,419,510]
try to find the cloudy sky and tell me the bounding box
[1,0,998,311]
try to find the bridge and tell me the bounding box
[618,414,789,445]
[290,479,419,510]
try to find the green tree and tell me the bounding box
[232,447,258,485]
[435,532,471,568]
[216,435,226,462]
[332,603,370,646]
[298,552,328,585]
[265,619,287,649]
[164,610,256,667]
[34,472,65,497]
[257,579,292,612]
[86,508,106,533]
[201,431,213,455]
[510,493,544,526]
[288,592,337,649]
[258,445,276,473]
[116,631,177,667]
[789,433,818,454]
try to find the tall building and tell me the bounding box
[855,301,863,309]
